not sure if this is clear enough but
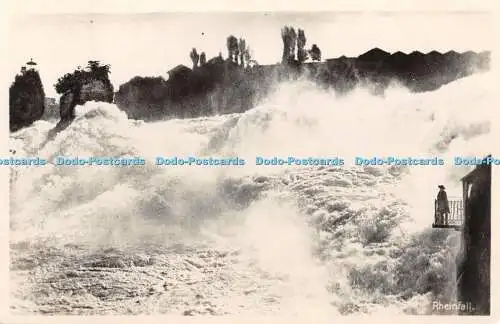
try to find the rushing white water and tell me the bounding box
[9,71,496,316]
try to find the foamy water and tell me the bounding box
[9,71,497,315]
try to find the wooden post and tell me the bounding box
[434,199,438,225]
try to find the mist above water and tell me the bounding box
[9,70,496,315]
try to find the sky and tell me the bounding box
[7,12,495,98]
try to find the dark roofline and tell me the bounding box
[167,64,191,74]
[461,168,481,182]
[409,51,424,56]
[460,155,492,182]
[359,48,390,57]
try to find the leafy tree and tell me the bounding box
[226,35,239,63]
[54,60,112,95]
[200,52,207,66]
[289,28,297,61]
[248,59,259,67]
[281,26,290,63]
[190,48,200,69]
[10,68,46,131]
[234,47,240,65]
[297,29,308,64]
[55,72,79,94]
[85,61,111,81]
[281,26,298,64]
[238,38,247,67]
[88,60,100,71]
[309,44,322,62]
[243,46,252,68]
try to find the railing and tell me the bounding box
[433,198,464,229]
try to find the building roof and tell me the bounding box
[409,51,424,57]
[26,58,37,66]
[461,155,491,182]
[391,51,407,56]
[167,64,191,76]
[444,50,460,56]
[358,48,390,61]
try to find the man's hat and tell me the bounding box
[438,185,445,189]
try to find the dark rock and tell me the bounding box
[55,62,114,118]
[59,90,76,121]
[59,78,114,122]
[42,97,59,120]
[79,80,113,104]
[46,62,114,139]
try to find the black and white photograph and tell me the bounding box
[5,3,496,318]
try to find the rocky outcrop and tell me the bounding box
[115,49,490,121]
[44,79,114,143]
[80,80,113,104]
[59,91,76,121]
[9,69,46,132]
[59,79,114,122]
[50,62,114,136]
[42,79,114,146]
[57,80,113,122]
[41,97,59,120]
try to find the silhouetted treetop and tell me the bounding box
[297,29,308,64]
[54,60,112,95]
[200,52,207,66]
[281,26,298,64]
[244,46,253,68]
[238,38,246,67]
[309,44,321,62]
[226,35,239,63]
[10,68,46,131]
[190,48,200,69]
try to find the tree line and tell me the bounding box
[189,35,257,69]
[189,25,322,69]
[281,26,321,64]
[56,25,323,96]
[10,24,324,131]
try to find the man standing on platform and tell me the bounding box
[436,185,451,225]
